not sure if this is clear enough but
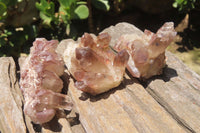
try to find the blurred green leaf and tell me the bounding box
[9,41,14,47]
[92,0,110,11]
[39,12,52,25]
[0,0,17,6]
[58,0,75,7]
[173,2,178,8]
[73,5,89,19]
[36,0,48,10]
[173,0,197,12]
[36,0,56,26]
[77,1,87,5]
[0,0,8,5]
[0,38,6,48]
[59,6,70,23]
[36,0,55,14]
[0,2,6,16]
[46,2,55,16]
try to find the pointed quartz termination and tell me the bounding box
[63,33,129,95]
[20,38,72,124]
[114,22,177,79]
[24,89,73,124]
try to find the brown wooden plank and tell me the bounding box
[71,124,86,133]
[68,78,139,133]
[145,51,200,133]
[166,51,200,90]
[68,75,187,133]
[0,57,27,133]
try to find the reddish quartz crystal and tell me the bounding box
[20,38,72,124]
[63,33,129,95]
[114,22,177,79]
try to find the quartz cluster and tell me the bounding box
[62,33,129,95]
[20,22,176,124]
[113,22,177,79]
[20,38,72,124]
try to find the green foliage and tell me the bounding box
[0,26,38,57]
[0,0,34,57]
[35,0,57,26]
[0,0,19,20]
[173,0,196,12]
[35,0,110,27]
[0,0,111,58]
[74,5,89,19]
[92,0,110,11]
[0,2,7,19]
[35,0,90,40]
[36,0,89,27]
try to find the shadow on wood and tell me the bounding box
[31,122,42,133]
[141,65,178,88]
[78,82,125,102]
[61,72,70,94]
[42,116,63,132]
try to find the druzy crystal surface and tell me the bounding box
[20,38,72,124]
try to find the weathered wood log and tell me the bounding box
[68,76,187,133]
[0,57,26,133]
[145,51,200,133]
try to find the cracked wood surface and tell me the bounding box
[0,57,26,133]
[0,23,200,133]
[145,51,200,133]
[68,74,187,133]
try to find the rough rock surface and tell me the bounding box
[101,22,144,48]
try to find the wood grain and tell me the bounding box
[0,57,26,133]
[145,51,200,133]
[68,74,187,133]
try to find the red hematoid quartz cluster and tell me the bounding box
[20,38,72,124]
[63,33,129,95]
[113,22,177,79]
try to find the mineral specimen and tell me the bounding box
[113,22,177,79]
[63,33,129,95]
[20,38,72,124]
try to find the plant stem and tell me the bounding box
[87,0,94,33]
